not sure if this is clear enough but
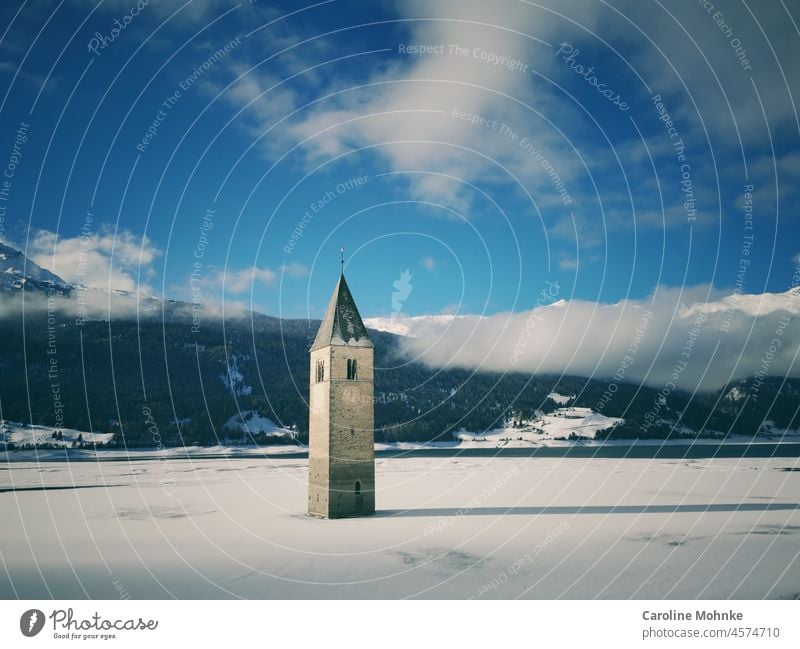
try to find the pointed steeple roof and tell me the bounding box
[311,273,373,351]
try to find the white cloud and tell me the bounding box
[383,285,800,392]
[281,262,310,278]
[215,266,276,294]
[27,227,161,294]
[167,264,285,317]
[612,1,800,144]
[21,230,289,312]
[215,0,800,244]
[222,0,607,212]
[557,255,578,271]
[419,255,436,271]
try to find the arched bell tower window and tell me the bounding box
[346,358,358,380]
[355,480,362,496]
[316,359,325,382]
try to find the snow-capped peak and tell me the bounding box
[0,241,68,291]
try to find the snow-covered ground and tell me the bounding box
[1,417,296,456]
[222,411,296,438]
[0,420,113,447]
[1,455,798,599]
[456,408,624,444]
[547,392,575,405]
[3,412,799,463]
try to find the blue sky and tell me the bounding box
[1,0,798,322]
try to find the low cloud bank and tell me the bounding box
[384,284,800,392]
[0,286,249,325]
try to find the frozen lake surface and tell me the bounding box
[1,455,799,599]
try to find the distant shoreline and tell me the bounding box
[3,441,800,462]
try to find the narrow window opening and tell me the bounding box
[355,480,362,496]
[346,358,358,380]
[316,359,325,382]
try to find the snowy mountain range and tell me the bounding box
[0,241,70,293]
[0,241,797,448]
[364,314,465,336]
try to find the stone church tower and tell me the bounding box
[308,270,375,518]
